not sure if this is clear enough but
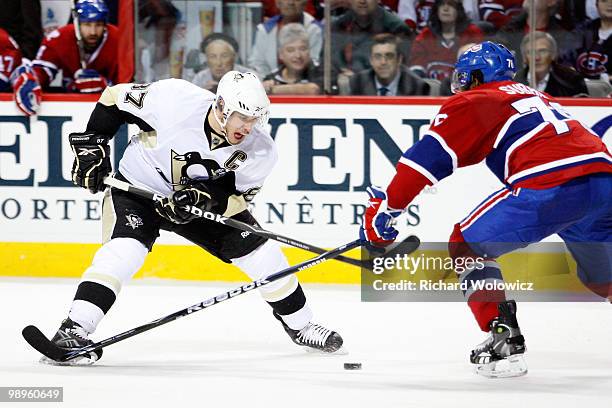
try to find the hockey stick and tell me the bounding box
[22,239,362,363]
[103,175,371,268]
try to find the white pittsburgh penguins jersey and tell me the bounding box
[106,78,277,203]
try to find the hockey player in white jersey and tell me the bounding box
[45,71,343,365]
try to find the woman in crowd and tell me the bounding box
[409,0,483,80]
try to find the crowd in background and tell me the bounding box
[1,0,610,106]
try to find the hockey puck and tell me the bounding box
[343,363,362,370]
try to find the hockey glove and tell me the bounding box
[10,61,41,116]
[69,69,108,93]
[154,183,215,224]
[70,132,112,194]
[360,185,402,247]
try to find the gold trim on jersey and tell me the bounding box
[81,271,123,294]
[224,194,248,217]
[137,131,158,149]
[204,106,231,150]
[102,188,117,243]
[99,84,123,106]
[260,275,299,302]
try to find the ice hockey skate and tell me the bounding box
[274,312,345,354]
[39,318,102,366]
[470,300,527,378]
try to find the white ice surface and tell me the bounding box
[2,277,612,408]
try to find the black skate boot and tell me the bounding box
[40,318,102,365]
[470,300,527,378]
[274,312,344,353]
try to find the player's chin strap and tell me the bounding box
[211,102,229,141]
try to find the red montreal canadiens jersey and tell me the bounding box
[400,81,612,190]
[0,28,22,89]
[479,0,523,29]
[32,24,120,88]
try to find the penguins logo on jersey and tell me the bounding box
[170,150,230,190]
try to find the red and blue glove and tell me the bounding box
[360,186,402,247]
[10,61,41,116]
[69,69,108,93]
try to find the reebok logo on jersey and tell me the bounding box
[125,214,143,230]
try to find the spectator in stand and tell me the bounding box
[137,0,178,82]
[398,0,480,33]
[0,0,43,60]
[0,27,42,117]
[495,0,580,69]
[410,0,484,80]
[349,33,430,95]
[331,0,414,78]
[31,0,119,91]
[0,28,23,92]
[479,0,524,29]
[569,0,611,82]
[11,0,118,116]
[514,31,588,96]
[259,0,319,19]
[191,33,250,93]
[248,0,322,77]
[262,23,330,94]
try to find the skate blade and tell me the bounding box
[302,345,349,355]
[474,354,528,378]
[39,354,98,366]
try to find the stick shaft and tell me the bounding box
[62,239,362,361]
[104,176,366,268]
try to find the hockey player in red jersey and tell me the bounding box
[0,28,22,92]
[1,27,43,117]
[13,0,119,116]
[361,41,612,378]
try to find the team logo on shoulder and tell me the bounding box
[125,213,143,230]
[433,113,448,126]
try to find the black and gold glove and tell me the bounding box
[154,183,215,224]
[69,132,112,194]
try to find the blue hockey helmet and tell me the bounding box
[76,0,109,23]
[451,41,516,94]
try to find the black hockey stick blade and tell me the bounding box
[396,234,420,255]
[22,325,67,362]
[360,234,421,270]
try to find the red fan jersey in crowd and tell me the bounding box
[410,24,484,80]
[479,0,523,29]
[32,24,120,89]
[399,0,436,32]
[0,28,22,91]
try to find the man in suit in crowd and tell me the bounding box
[349,33,430,96]
[514,31,588,97]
